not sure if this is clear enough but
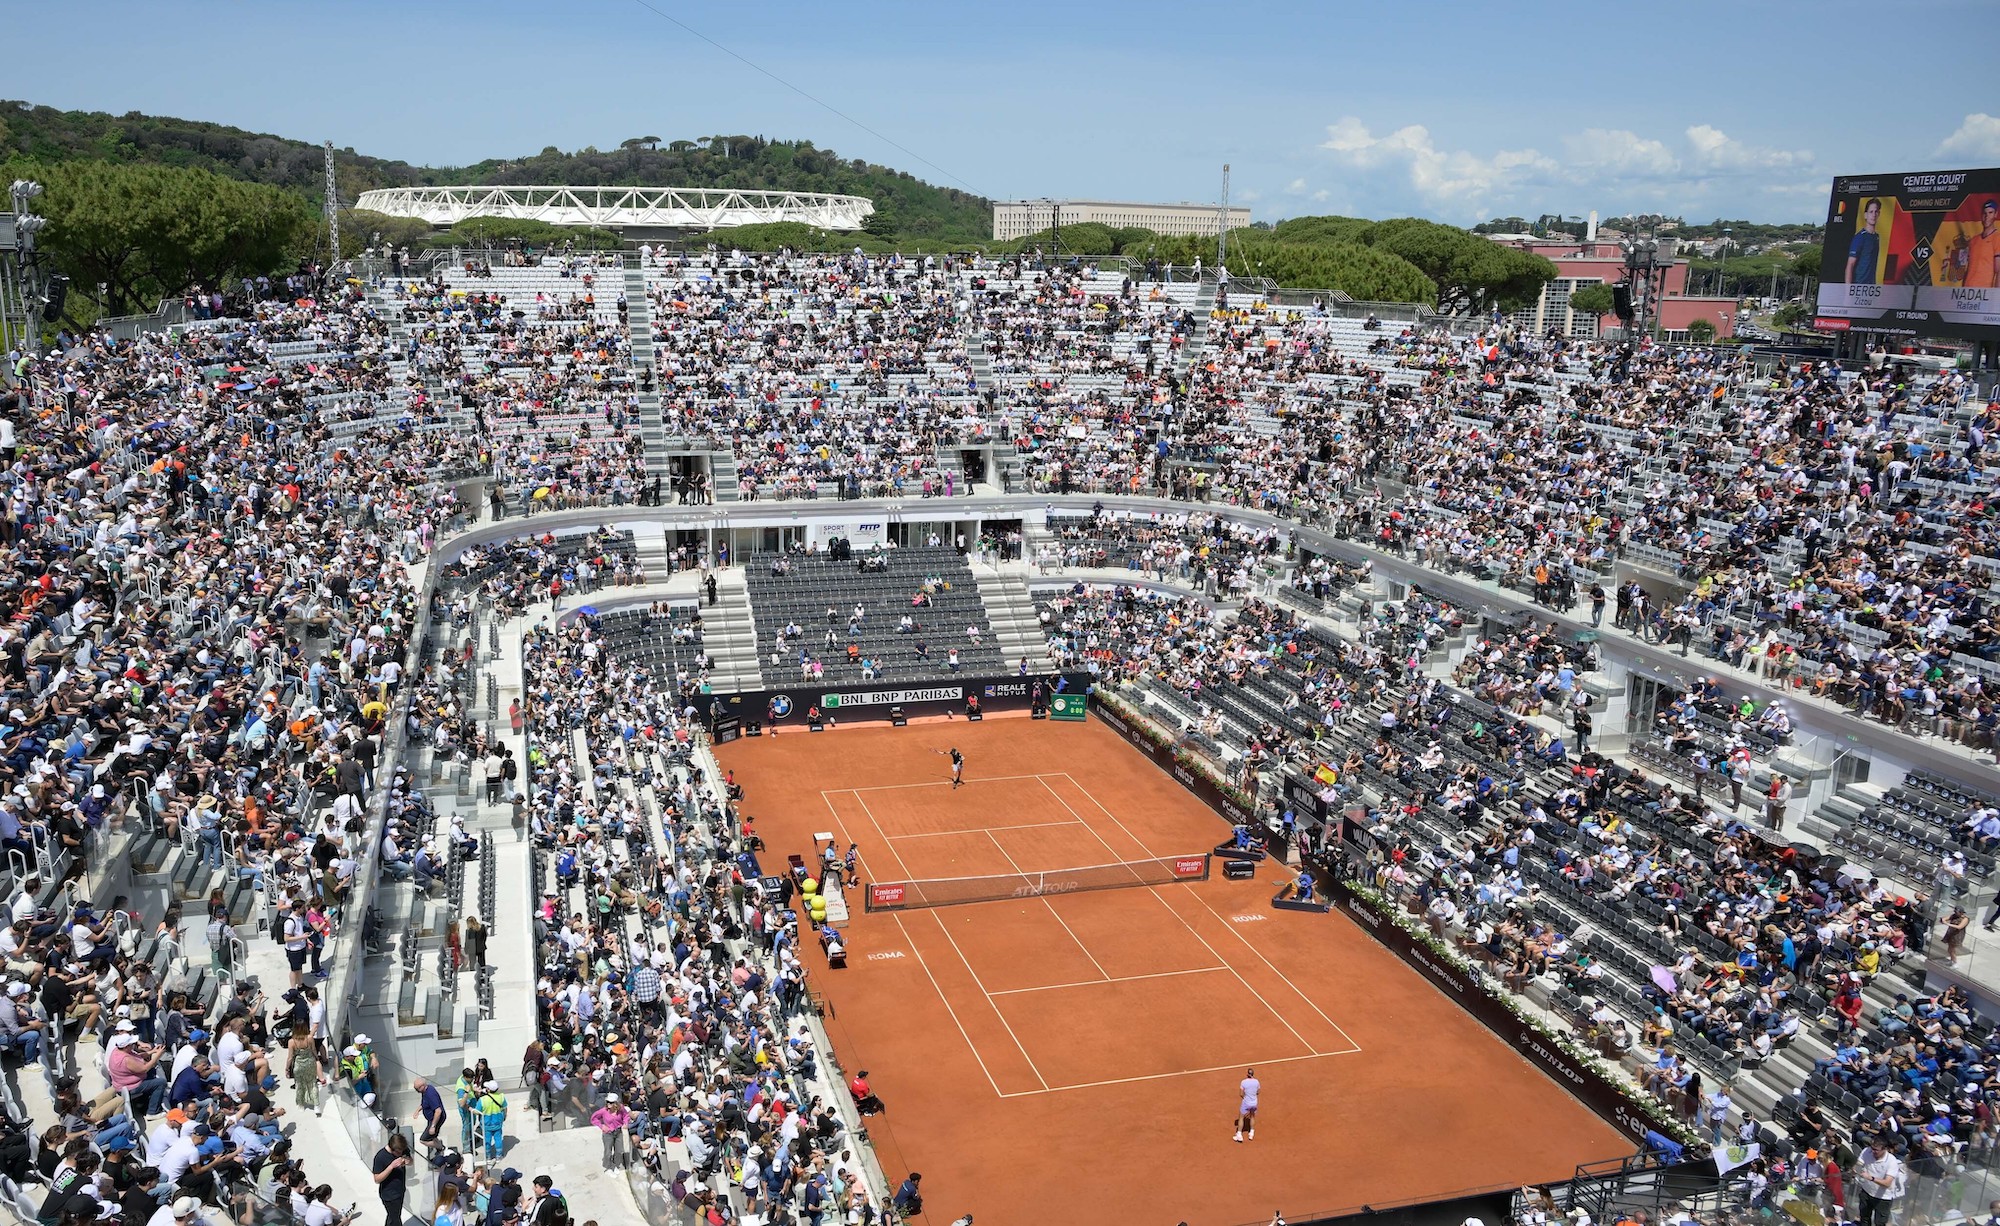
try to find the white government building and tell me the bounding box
[992,199,1251,241]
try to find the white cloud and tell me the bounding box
[1236,189,1263,203]
[1319,118,1556,212]
[1285,177,1308,195]
[1683,125,1811,173]
[1311,114,1827,220]
[1937,113,2000,162]
[1311,189,1330,202]
[1563,128,1678,177]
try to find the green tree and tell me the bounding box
[861,206,900,240]
[1567,282,1616,318]
[8,158,311,318]
[700,221,893,253]
[340,208,435,256]
[1361,217,1555,314]
[1788,247,1822,283]
[1000,222,1124,257]
[433,217,620,250]
[1149,233,1436,303]
[1687,317,1716,343]
[1270,215,1373,245]
[0,101,996,246]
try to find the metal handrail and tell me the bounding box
[94,295,194,342]
[322,592,435,1047]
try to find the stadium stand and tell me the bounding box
[745,545,1009,687]
[3,239,1998,1226]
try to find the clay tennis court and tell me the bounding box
[716,714,1626,1225]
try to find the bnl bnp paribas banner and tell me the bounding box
[1815,168,2000,341]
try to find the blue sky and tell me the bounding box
[12,0,2000,225]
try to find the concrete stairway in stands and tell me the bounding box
[1174,282,1218,378]
[625,265,669,482]
[632,524,673,580]
[977,571,1045,673]
[967,335,995,404]
[703,571,764,690]
[709,450,740,502]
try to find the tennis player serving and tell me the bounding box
[934,747,965,789]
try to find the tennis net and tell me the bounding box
[863,853,1212,912]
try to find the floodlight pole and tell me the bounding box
[1216,164,1231,272]
[324,142,342,283]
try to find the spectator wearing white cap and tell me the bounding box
[0,979,44,1064]
[144,1194,209,1226]
[589,1092,631,1169]
[474,1080,508,1159]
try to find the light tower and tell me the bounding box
[1216,164,1231,271]
[323,142,341,278]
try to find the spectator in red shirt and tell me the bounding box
[848,1070,884,1116]
[1833,986,1865,1035]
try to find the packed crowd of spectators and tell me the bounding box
[1046,574,1993,1217]
[4,234,1998,1226]
[1034,506,1282,599]
[391,268,649,513]
[648,250,984,500]
[510,613,886,1222]
[0,284,479,1224]
[971,263,1200,496]
[368,250,2000,764]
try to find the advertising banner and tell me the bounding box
[703,673,1089,726]
[1283,774,1334,823]
[822,686,963,710]
[1816,168,2000,340]
[1095,700,1256,829]
[1325,878,1685,1148]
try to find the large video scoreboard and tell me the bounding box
[1814,168,2000,342]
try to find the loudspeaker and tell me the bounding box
[1611,284,1633,321]
[41,276,69,322]
[889,705,907,728]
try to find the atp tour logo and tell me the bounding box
[767,694,793,720]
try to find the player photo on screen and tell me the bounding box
[1842,196,1889,285]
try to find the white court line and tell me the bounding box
[922,907,1050,1091]
[1031,774,1318,1057]
[1055,771,1364,1056]
[890,819,1080,839]
[996,1051,1336,1098]
[986,966,1226,996]
[845,773,1053,792]
[892,913,1004,1098]
[831,793,1031,1095]
[979,828,1110,982]
[843,789,919,884]
[820,789,905,887]
[1039,899,1111,981]
[1039,774,1362,1058]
